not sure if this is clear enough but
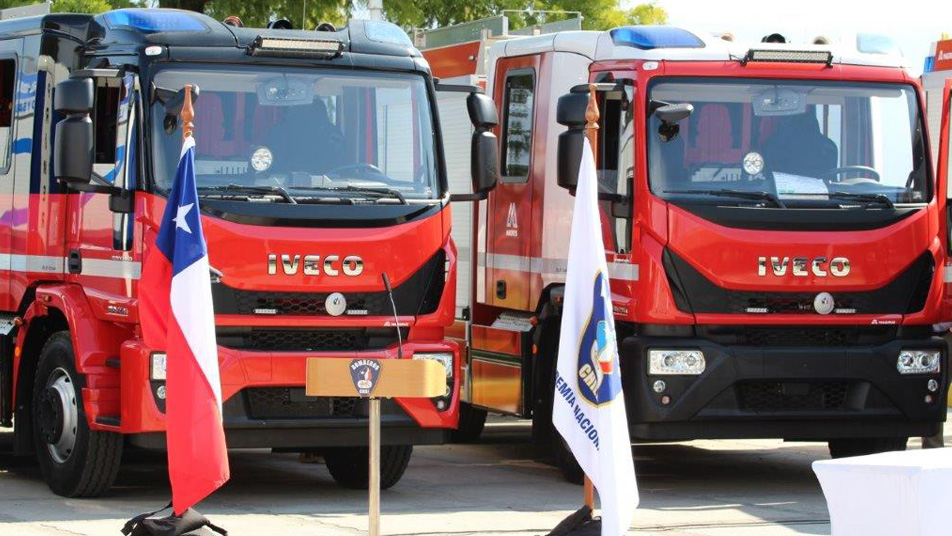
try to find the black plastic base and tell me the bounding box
[620,328,950,441]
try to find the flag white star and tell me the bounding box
[173,203,194,234]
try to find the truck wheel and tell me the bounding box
[828,437,908,459]
[324,445,413,489]
[450,403,487,443]
[32,332,122,497]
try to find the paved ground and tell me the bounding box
[0,420,946,536]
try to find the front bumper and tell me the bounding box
[621,331,949,441]
[117,339,460,447]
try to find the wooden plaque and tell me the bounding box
[306,358,447,398]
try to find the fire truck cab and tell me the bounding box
[439,25,952,477]
[0,7,498,497]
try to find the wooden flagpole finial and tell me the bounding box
[182,84,194,141]
[584,83,599,150]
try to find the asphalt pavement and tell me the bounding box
[1,418,947,535]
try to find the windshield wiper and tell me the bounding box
[198,184,297,204]
[664,188,786,209]
[828,191,895,209]
[303,185,408,205]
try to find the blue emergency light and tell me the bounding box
[103,9,207,33]
[610,26,704,50]
[364,21,413,47]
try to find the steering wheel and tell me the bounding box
[326,163,386,178]
[823,166,881,181]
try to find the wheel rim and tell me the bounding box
[38,367,78,464]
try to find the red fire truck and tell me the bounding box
[0,7,498,496]
[428,25,952,478]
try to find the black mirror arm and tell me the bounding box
[435,81,484,94]
[450,191,491,202]
[61,178,135,214]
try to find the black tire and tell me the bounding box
[32,332,122,497]
[450,403,487,443]
[828,437,908,459]
[324,445,413,490]
[531,325,560,459]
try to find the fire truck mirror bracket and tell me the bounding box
[450,93,498,202]
[434,80,483,94]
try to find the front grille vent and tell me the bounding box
[246,388,360,419]
[698,325,899,347]
[216,327,406,352]
[737,381,850,411]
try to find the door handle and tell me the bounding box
[67,249,82,274]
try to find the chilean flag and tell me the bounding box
[140,135,230,515]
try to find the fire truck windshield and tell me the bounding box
[648,78,929,207]
[150,66,440,202]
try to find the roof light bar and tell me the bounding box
[743,49,833,66]
[364,21,413,47]
[610,26,705,50]
[103,9,207,33]
[250,36,343,59]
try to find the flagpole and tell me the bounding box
[582,82,599,512]
[182,84,194,141]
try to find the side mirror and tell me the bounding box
[556,93,588,192]
[53,78,94,186]
[653,102,693,142]
[451,93,498,202]
[655,102,693,124]
[467,92,497,129]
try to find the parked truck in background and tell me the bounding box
[0,6,499,497]
[428,22,952,478]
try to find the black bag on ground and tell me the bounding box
[122,503,227,536]
[546,506,601,536]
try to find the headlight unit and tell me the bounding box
[412,352,453,378]
[648,349,705,375]
[151,352,167,381]
[413,352,454,406]
[897,349,941,375]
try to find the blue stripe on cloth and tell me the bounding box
[154,140,207,275]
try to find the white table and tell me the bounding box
[813,448,952,536]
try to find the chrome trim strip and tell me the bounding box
[478,253,639,282]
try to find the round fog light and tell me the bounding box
[928,379,939,392]
[250,146,273,172]
[653,380,666,393]
[156,385,167,400]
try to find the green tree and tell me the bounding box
[164,0,353,30]
[380,0,666,32]
[0,0,129,13]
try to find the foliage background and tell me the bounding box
[0,0,666,33]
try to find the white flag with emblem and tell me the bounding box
[552,138,638,536]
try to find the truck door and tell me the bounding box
[487,57,540,311]
[939,79,952,314]
[0,42,21,311]
[67,74,139,300]
[0,41,19,429]
[596,84,638,300]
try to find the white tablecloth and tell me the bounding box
[813,448,952,536]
